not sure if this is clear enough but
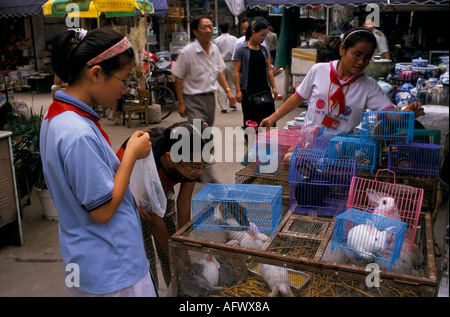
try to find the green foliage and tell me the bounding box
[4,107,46,199]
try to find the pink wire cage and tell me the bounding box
[253,127,320,169]
[345,169,424,253]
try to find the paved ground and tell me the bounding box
[0,71,448,297]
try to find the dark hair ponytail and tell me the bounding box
[162,120,214,161]
[52,27,134,84]
[245,17,269,41]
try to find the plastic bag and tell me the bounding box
[129,150,166,218]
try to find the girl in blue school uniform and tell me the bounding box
[40,27,157,297]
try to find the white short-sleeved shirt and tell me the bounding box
[296,60,395,132]
[213,33,237,62]
[372,28,389,55]
[40,91,149,294]
[172,39,225,95]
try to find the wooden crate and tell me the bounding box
[168,211,438,297]
[235,162,290,198]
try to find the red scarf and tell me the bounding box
[44,100,111,146]
[329,62,364,116]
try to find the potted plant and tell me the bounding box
[4,107,58,220]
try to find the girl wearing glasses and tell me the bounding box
[260,27,424,132]
[40,28,156,296]
[116,120,213,290]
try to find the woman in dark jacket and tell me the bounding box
[232,17,279,129]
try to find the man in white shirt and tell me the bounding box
[213,21,237,113]
[172,15,236,126]
[363,18,390,60]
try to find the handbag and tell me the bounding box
[248,90,274,107]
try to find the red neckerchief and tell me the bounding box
[44,100,111,147]
[329,61,364,116]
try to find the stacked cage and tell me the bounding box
[191,184,282,239]
[410,129,441,145]
[288,147,357,216]
[331,208,407,271]
[360,111,415,143]
[345,170,424,253]
[388,143,441,179]
[251,127,320,175]
[312,127,348,151]
[328,136,378,173]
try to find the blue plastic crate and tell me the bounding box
[388,142,441,179]
[328,136,378,173]
[360,111,415,143]
[288,155,357,217]
[191,184,282,236]
[331,208,407,271]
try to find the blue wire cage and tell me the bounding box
[328,136,378,173]
[288,154,357,217]
[312,127,349,151]
[191,184,282,236]
[331,208,407,271]
[360,111,415,143]
[388,142,441,179]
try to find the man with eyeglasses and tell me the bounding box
[172,15,236,127]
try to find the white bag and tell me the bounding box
[129,150,167,218]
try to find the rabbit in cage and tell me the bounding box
[213,201,269,250]
[178,254,224,297]
[294,159,330,207]
[259,263,294,297]
[225,220,269,250]
[366,189,401,221]
[212,200,250,228]
[395,243,425,274]
[347,220,397,262]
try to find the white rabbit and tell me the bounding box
[178,254,223,296]
[197,254,224,292]
[366,189,401,221]
[259,263,294,297]
[347,221,396,262]
[225,218,269,250]
[394,243,425,275]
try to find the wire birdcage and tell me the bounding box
[328,136,378,173]
[312,127,348,151]
[360,111,415,143]
[191,184,282,236]
[346,169,424,253]
[251,128,320,175]
[288,155,357,217]
[388,142,441,179]
[411,129,441,145]
[331,208,407,271]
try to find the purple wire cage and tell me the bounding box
[288,155,357,217]
[388,142,441,179]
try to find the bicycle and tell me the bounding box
[144,53,176,120]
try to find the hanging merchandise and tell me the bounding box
[224,0,245,25]
[168,3,178,18]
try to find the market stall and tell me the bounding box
[164,0,448,298]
